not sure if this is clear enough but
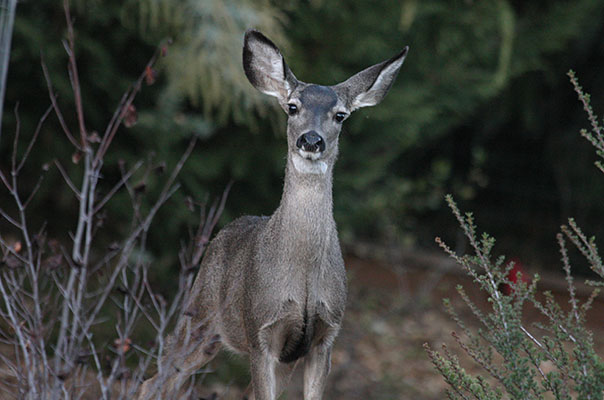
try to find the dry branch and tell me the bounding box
[0,2,225,399]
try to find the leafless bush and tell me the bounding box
[0,1,226,399]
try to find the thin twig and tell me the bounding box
[54,159,81,198]
[11,103,20,173]
[16,104,53,174]
[93,160,143,214]
[0,207,21,229]
[41,57,81,150]
[63,0,87,147]
[23,173,46,209]
[93,45,165,167]
[0,168,12,191]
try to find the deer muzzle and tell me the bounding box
[296,131,325,154]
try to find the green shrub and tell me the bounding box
[425,73,604,399]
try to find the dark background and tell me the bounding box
[2,0,604,280]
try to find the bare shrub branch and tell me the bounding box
[0,2,225,399]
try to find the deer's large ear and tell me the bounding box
[335,46,408,111]
[243,30,298,102]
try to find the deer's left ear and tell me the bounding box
[243,29,298,102]
[335,46,408,111]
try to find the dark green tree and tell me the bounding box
[3,0,604,274]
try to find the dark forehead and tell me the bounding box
[299,85,337,110]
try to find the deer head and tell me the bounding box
[243,30,408,176]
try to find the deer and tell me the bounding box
[136,29,408,400]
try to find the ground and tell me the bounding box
[2,250,603,399]
[198,250,604,399]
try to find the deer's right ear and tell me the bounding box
[243,30,298,102]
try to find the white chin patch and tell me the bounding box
[298,149,321,161]
[292,152,327,175]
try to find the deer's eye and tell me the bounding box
[287,104,298,116]
[334,112,347,123]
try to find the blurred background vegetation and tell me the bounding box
[2,0,604,282]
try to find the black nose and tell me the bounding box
[296,131,325,153]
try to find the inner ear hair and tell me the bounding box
[243,30,298,100]
[337,46,408,110]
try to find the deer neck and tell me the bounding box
[269,153,337,258]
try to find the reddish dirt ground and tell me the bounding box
[197,251,604,399]
[3,251,604,399]
[289,253,604,400]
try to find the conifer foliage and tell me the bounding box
[124,0,288,126]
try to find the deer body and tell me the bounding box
[137,30,407,400]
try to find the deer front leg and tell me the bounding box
[303,344,332,400]
[243,360,297,400]
[249,348,278,400]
